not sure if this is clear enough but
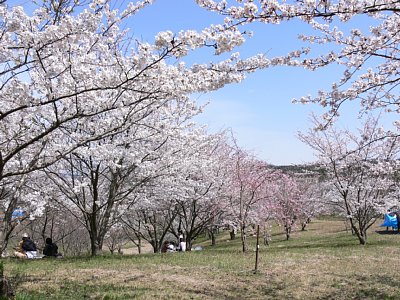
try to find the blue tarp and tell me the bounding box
[380,213,398,229]
[11,209,25,221]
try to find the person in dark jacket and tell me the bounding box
[14,233,37,259]
[43,238,62,257]
[395,212,400,233]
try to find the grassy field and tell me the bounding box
[3,218,400,299]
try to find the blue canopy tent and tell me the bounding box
[380,213,398,229]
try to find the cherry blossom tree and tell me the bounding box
[297,180,326,231]
[104,225,128,255]
[120,181,179,254]
[170,132,231,251]
[299,116,400,244]
[196,0,400,127]
[224,143,276,252]
[116,130,231,252]
[267,174,307,240]
[42,100,200,256]
[44,151,146,256]
[0,0,273,253]
[286,172,327,231]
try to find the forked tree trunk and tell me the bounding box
[348,219,367,245]
[186,240,192,251]
[89,232,101,256]
[284,223,292,240]
[208,228,216,246]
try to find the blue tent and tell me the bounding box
[380,213,398,229]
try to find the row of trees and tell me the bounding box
[0,0,266,255]
[12,114,400,256]
[195,0,400,245]
[7,127,322,256]
[1,0,399,255]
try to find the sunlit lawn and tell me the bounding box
[4,217,400,299]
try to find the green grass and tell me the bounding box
[3,218,400,299]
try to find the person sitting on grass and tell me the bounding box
[161,241,176,253]
[43,237,62,258]
[14,233,37,259]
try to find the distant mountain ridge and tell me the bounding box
[269,163,326,176]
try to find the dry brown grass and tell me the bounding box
[5,218,400,299]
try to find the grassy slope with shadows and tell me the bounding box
[3,217,400,300]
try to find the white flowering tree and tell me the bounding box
[170,131,231,251]
[43,93,204,256]
[121,188,178,254]
[44,150,147,256]
[120,163,182,254]
[196,0,400,127]
[119,129,231,252]
[299,116,400,244]
[0,0,273,253]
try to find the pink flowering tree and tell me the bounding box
[224,141,276,252]
[292,174,327,231]
[267,174,305,240]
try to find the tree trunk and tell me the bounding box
[0,225,14,257]
[240,224,247,252]
[349,219,367,245]
[97,235,105,252]
[184,232,191,251]
[301,218,310,231]
[89,235,100,256]
[0,261,14,298]
[358,235,366,245]
[209,228,216,246]
[0,229,6,257]
[88,213,100,256]
[285,226,291,241]
[211,231,216,246]
[151,240,161,253]
[229,229,236,240]
[0,201,20,256]
[137,237,142,254]
[357,229,367,245]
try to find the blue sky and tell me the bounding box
[129,0,348,165]
[11,0,394,165]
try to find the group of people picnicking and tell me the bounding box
[161,231,186,253]
[14,231,189,257]
[14,233,62,259]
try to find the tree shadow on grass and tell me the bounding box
[267,240,360,252]
[375,230,399,235]
[319,274,400,300]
